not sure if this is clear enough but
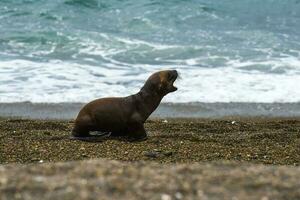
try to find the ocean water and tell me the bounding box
[0,0,300,103]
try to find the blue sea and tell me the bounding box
[0,0,300,103]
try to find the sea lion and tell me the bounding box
[72,70,178,141]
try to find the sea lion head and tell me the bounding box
[142,70,178,96]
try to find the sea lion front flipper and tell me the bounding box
[127,122,147,142]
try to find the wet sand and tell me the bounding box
[1,102,300,119]
[1,117,300,199]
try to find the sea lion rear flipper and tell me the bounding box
[70,132,111,142]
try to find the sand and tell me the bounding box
[1,117,300,199]
[1,159,300,200]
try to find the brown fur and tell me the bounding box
[72,70,178,141]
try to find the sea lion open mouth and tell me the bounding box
[168,70,178,92]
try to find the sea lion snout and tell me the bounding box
[159,70,178,93]
[168,70,178,92]
[167,70,178,81]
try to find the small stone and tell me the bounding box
[153,149,162,153]
[81,153,88,157]
[163,151,173,156]
[162,120,168,123]
[175,192,183,199]
[161,194,171,200]
[231,121,236,125]
[39,160,44,163]
[144,151,159,158]
[44,131,51,136]
[261,196,269,200]
[34,176,45,182]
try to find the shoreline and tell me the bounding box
[1,102,300,119]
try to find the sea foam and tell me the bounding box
[1,0,300,103]
[1,58,300,103]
